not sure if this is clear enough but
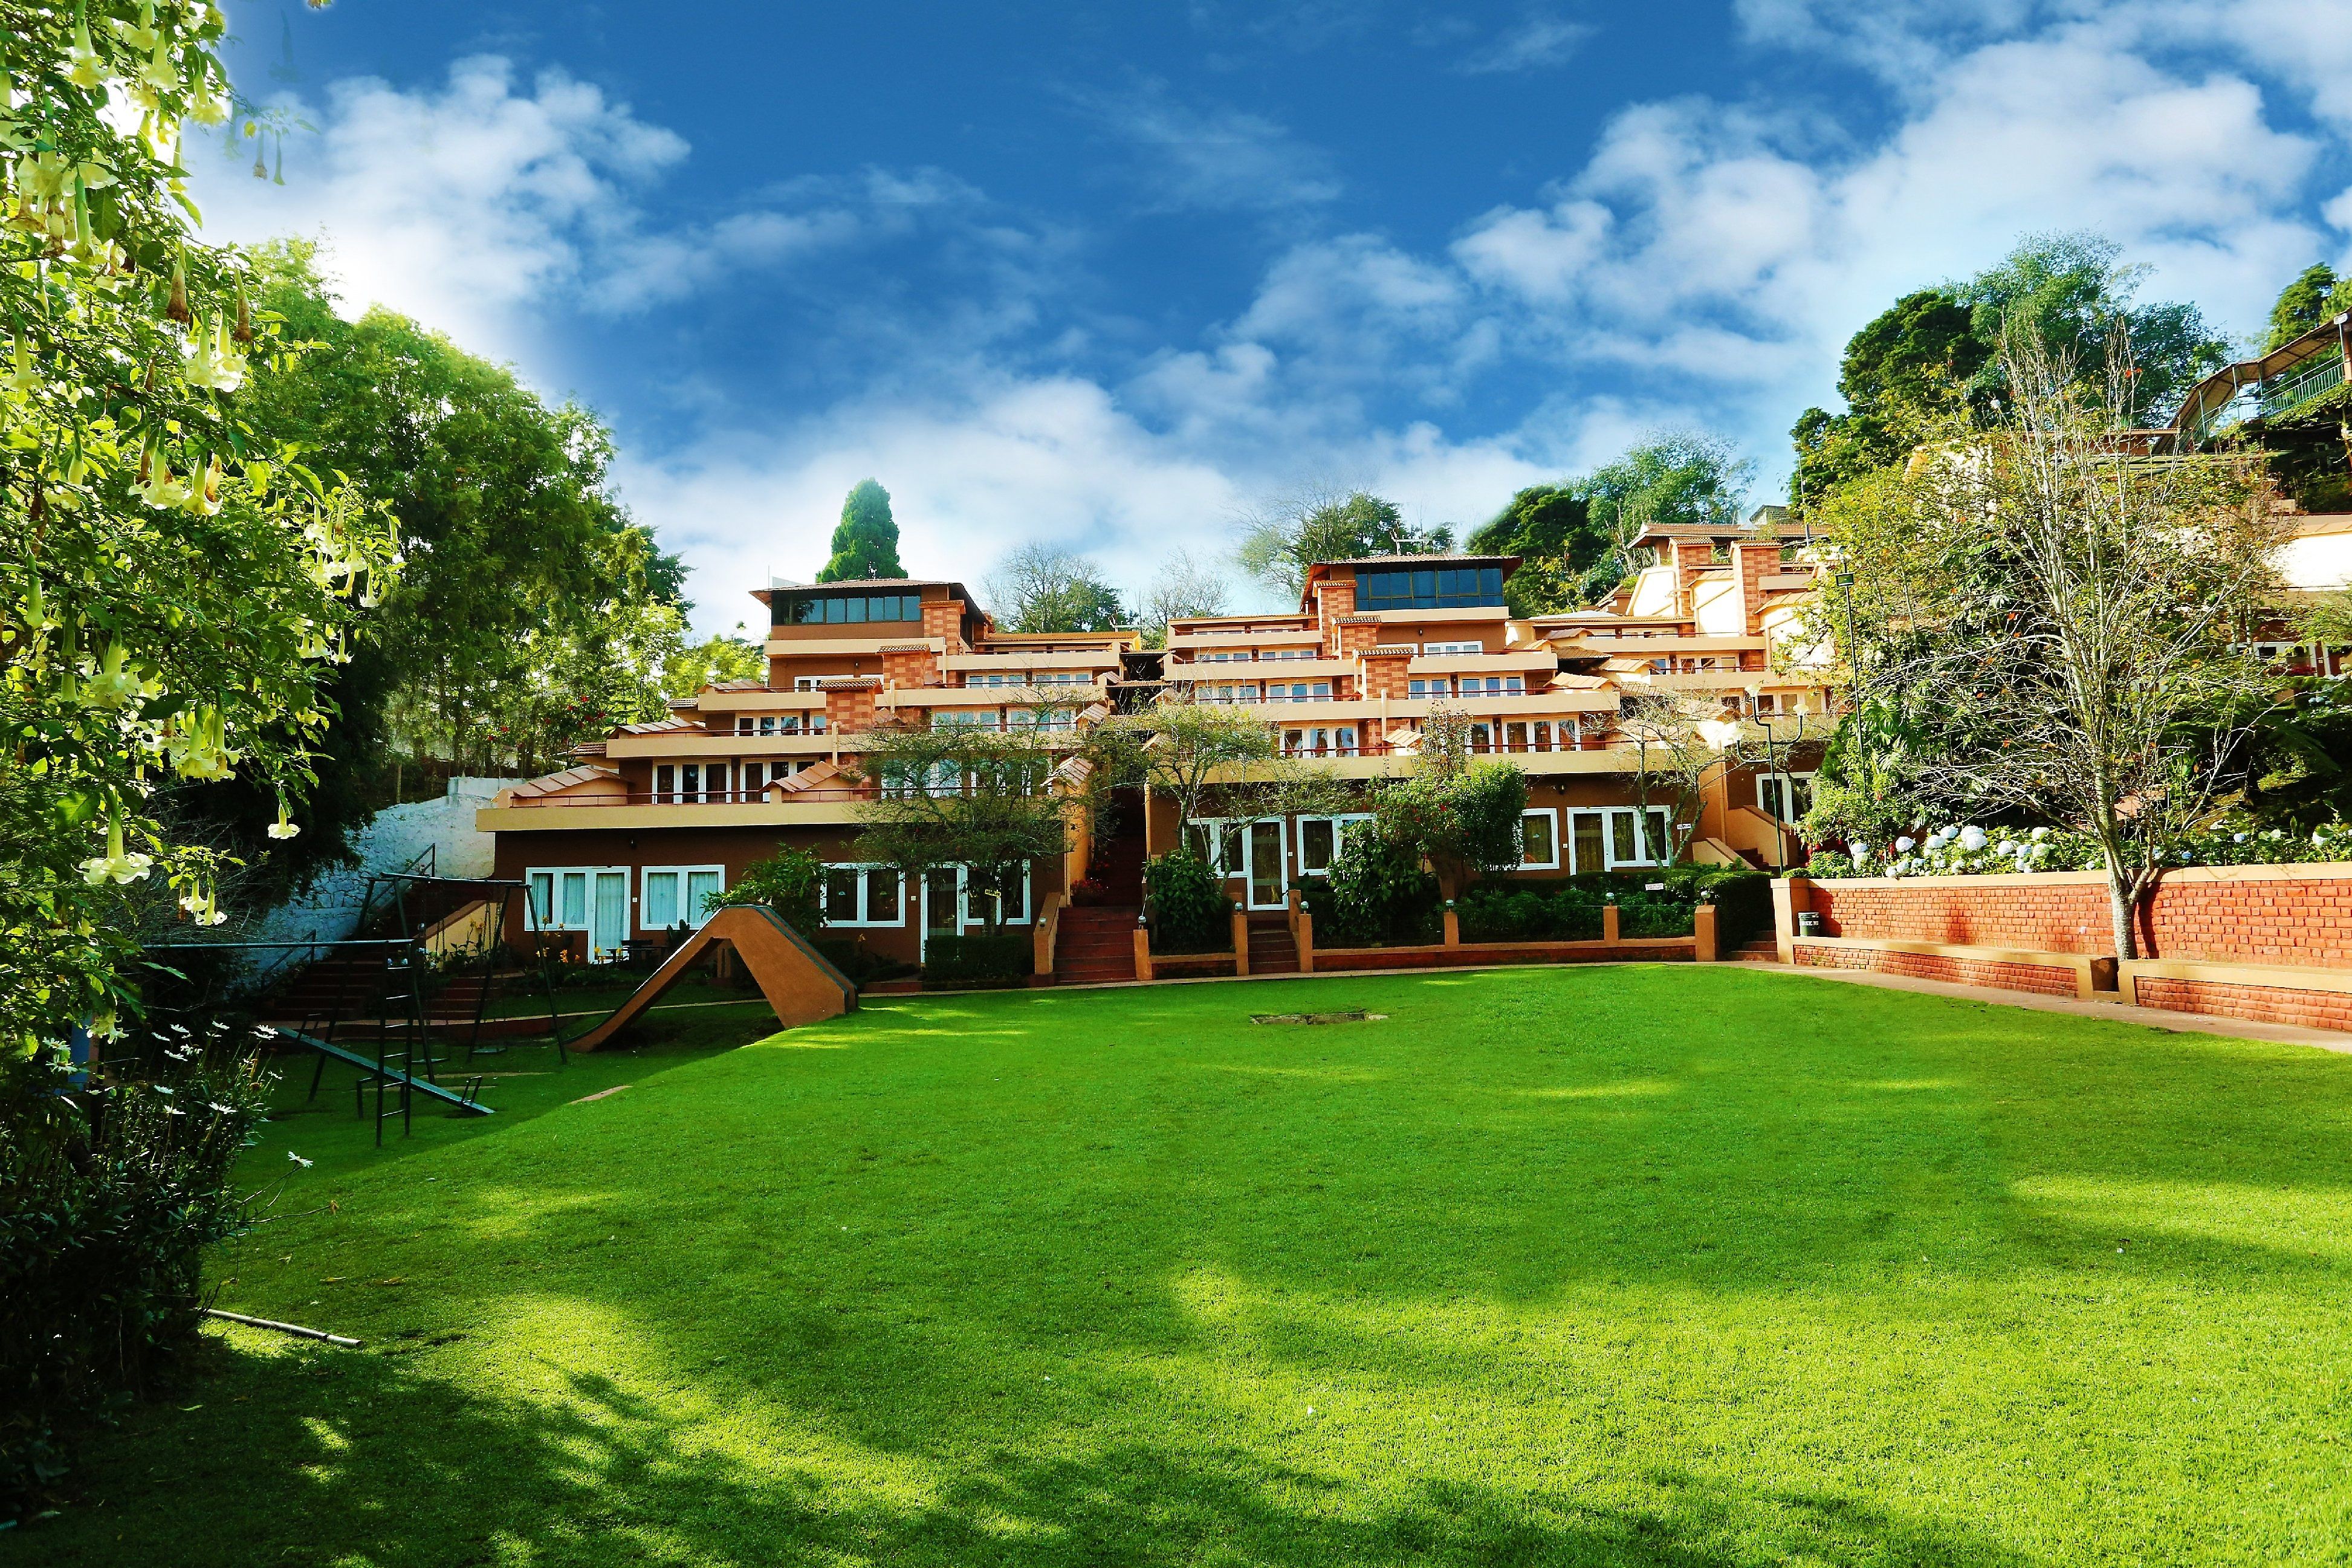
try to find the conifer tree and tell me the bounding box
[817,479,907,582]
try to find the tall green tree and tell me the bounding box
[0,4,398,1056]
[1237,487,1451,596]
[817,479,905,582]
[2264,264,2350,352]
[238,244,684,815]
[1471,435,1752,614]
[1792,233,2230,512]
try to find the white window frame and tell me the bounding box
[1422,640,1481,655]
[640,864,727,932]
[1408,677,1451,698]
[1518,808,1560,870]
[1758,770,1816,824]
[822,863,909,927]
[1563,808,1675,871]
[525,865,632,959]
[1294,813,1374,876]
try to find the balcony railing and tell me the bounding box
[2259,354,2347,421]
[507,786,872,808]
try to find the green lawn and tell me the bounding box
[28,967,2352,1566]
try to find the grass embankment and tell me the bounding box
[29,967,2352,1565]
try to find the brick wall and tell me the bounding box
[1793,942,2081,998]
[881,643,939,689]
[920,597,966,654]
[1361,647,1414,700]
[1807,868,2352,965]
[821,678,879,733]
[2131,976,2352,1034]
[1810,878,2111,952]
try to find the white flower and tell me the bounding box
[266,803,301,840]
[82,643,143,711]
[1894,836,1916,853]
[1958,826,1988,852]
[80,817,154,886]
[2030,826,2051,841]
[184,318,247,392]
[138,462,191,510]
[287,1150,314,1169]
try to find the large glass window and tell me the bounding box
[824,865,912,926]
[776,592,924,626]
[1520,809,1559,869]
[1354,565,1505,611]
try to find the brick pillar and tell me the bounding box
[1730,543,1777,637]
[880,643,940,689]
[1361,646,1414,700]
[921,597,967,655]
[1317,577,1358,647]
[1671,540,1713,618]
[821,676,880,734]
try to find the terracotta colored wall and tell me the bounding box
[921,598,967,653]
[1794,943,2081,998]
[823,679,878,733]
[882,644,940,688]
[1361,651,1413,699]
[1806,868,2352,965]
[2131,976,2352,1035]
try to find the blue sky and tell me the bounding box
[201,1,2352,630]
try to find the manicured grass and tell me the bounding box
[29,967,2352,1565]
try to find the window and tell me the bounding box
[823,865,906,926]
[641,865,726,931]
[1008,706,1075,731]
[1459,675,1523,696]
[1422,640,1482,655]
[1758,771,1815,823]
[1408,678,1451,698]
[1268,680,1330,702]
[742,762,766,796]
[679,762,702,802]
[776,592,924,626]
[1203,682,1259,704]
[792,676,825,692]
[1564,808,1674,871]
[1520,809,1559,869]
[654,764,675,803]
[882,760,964,798]
[935,708,998,730]
[1295,814,1374,875]
[1282,725,1358,757]
[525,866,636,933]
[1354,566,1505,611]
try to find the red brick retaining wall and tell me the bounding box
[1315,939,1694,973]
[1806,866,2352,966]
[2131,976,2352,1035]
[1793,944,2082,998]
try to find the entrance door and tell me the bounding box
[922,867,962,959]
[1245,819,1287,909]
[589,869,630,962]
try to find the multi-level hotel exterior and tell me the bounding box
[479,520,1835,978]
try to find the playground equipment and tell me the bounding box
[560,904,856,1052]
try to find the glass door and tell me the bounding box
[922,867,962,959]
[1246,819,1287,909]
[589,869,629,962]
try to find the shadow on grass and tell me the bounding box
[40,1334,2029,1568]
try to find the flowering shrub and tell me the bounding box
[1807,818,2352,878]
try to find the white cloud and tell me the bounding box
[1457,16,1597,75]
[196,56,685,358]
[1077,80,1341,212]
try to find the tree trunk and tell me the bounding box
[2104,863,2141,962]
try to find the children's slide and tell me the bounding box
[563,905,857,1052]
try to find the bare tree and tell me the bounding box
[1234,484,1453,596]
[985,542,1127,633]
[1615,688,1744,863]
[1140,549,1231,643]
[1822,323,2286,957]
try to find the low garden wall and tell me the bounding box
[1775,865,2352,1033]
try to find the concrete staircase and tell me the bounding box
[1246,916,1300,976]
[1735,933,1783,963]
[1055,905,1141,984]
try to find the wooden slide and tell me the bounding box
[564,905,857,1053]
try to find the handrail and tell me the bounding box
[1032,891,1064,977]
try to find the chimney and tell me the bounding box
[1729,542,1778,638]
[820,676,881,734]
[880,642,941,690]
[1317,575,1358,647]
[921,597,967,655]
[1360,645,1416,701]
[1671,539,1713,618]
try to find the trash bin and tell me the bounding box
[1797,912,1822,936]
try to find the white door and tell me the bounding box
[589,869,630,961]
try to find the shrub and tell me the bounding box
[2,1025,273,1520]
[707,847,826,935]
[1456,884,1607,942]
[1146,850,1229,954]
[1317,827,1441,946]
[921,933,1031,985]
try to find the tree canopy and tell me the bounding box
[1792,233,2230,511]
[1470,435,1752,615]
[985,543,1126,633]
[817,479,905,583]
[1237,488,1451,597]
[1139,549,1229,646]
[2264,264,2350,353]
